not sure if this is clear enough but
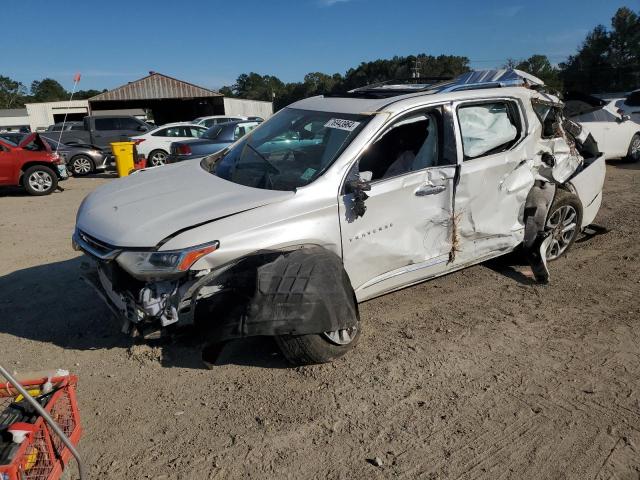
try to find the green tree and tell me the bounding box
[0,75,27,108]
[75,89,107,99]
[30,78,68,102]
[514,54,562,91]
[561,7,640,93]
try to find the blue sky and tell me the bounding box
[1,0,635,91]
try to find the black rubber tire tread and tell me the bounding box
[69,154,95,176]
[626,133,640,163]
[22,165,58,196]
[274,322,360,365]
[270,256,360,365]
[546,189,583,261]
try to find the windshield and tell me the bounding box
[208,108,369,191]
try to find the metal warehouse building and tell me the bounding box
[0,108,31,131]
[88,72,273,125]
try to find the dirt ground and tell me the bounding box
[1,161,639,480]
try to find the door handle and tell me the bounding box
[415,184,446,196]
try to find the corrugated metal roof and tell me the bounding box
[89,72,222,102]
[0,108,28,117]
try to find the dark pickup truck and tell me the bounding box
[41,115,151,152]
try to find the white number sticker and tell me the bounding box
[324,118,361,132]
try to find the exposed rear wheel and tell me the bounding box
[23,165,58,196]
[544,190,583,261]
[148,149,168,166]
[627,134,640,163]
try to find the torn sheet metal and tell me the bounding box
[567,156,606,228]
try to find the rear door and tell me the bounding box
[91,117,123,147]
[118,117,148,141]
[453,98,534,263]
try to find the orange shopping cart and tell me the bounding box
[0,366,83,480]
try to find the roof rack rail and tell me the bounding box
[325,76,453,99]
[323,69,546,100]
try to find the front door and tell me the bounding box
[339,107,458,300]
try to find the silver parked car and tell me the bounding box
[41,137,111,176]
[73,70,605,365]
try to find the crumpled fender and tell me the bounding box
[188,246,359,342]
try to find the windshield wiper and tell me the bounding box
[244,143,280,173]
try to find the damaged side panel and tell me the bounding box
[567,156,606,228]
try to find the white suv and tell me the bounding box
[74,70,605,365]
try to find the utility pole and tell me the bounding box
[411,56,421,81]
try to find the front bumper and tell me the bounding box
[56,163,69,180]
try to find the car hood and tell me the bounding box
[76,160,294,248]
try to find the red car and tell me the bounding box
[0,133,68,195]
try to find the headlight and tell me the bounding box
[116,241,219,279]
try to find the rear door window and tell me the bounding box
[457,102,521,159]
[119,117,143,130]
[94,118,119,131]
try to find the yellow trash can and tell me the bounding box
[111,141,135,177]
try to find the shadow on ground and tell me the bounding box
[0,257,290,370]
[484,251,538,286]
[607,158,640,170]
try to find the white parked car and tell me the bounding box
[74,70,605,366]
[565,93,640,162]
[131,123,208,166]
[192,115,249,128]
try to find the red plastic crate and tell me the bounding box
[0,375,81,480]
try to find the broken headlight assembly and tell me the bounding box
[116,241,219,280]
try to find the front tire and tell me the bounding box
[148,149,168,166]
[545,190,583,261]
[23,165,58,196]
[275,323,360,365]
[626,133,640,162]
[69,155,94,176]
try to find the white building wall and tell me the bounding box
[223,97,273,119]
[25,100,90,131]
[0,115,31,130]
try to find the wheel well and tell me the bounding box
[188,245,359,341]
[20,162,56,180]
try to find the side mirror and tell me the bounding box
[345,171,372,194]
[345,171,372,219]
[137,125,148,131]
[617,109,630,122]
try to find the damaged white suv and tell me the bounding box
[74,70,605,365]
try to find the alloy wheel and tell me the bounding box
[631,136,640,161]
[28,171,53,193]
[150,151,167,166]
[323,325,358,346]
[72,157,92,175]
[545,205,578,260]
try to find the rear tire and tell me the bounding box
[275,324,360,365]
[544,190,583,261]
[626,133,640,163]
[69,155,94,176]
[148,149,168,166]
[23,165,58,196]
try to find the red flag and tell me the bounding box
[73,72,81,83]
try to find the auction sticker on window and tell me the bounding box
[324,118,361,132]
